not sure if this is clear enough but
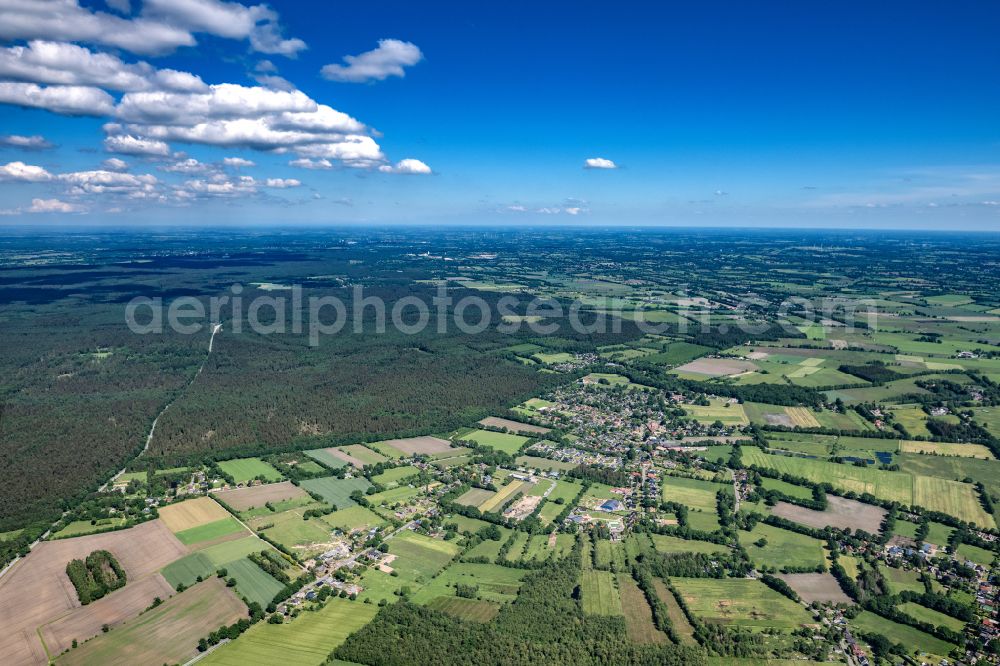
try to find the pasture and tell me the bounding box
[175,515,246,546]
[387,531,461,582]
[479,480,531,513]
[426,596,500,622]
[739,523,826,571]
[456,428,530,454]
[199,597,378,666]
[649,534,728,555]
[759,477,814,501]
[661,475,729,512]
[249,510,334,557]
[299,476,373,509]
[617,573,667,644]
[411,563,527,604]
[898,602,966,632]
[320,505,387,532]
[456,487,495,507]
[372,465,420,486]
[302,448,349,470]
[671,578,813,629]
[580,570,623,615]
[684,399,749,426]
[328,444,388,468]
[899,440,994,459]
[59,579,246,666]
[478,416,551,435]
[217,457,283,483]
[850,611,956,657]
[225,557,285,607]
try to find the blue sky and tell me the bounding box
[0,1,998,228]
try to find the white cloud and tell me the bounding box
[0,0,304,57]
[223,157,255,167]
[59,169,158,197]
[28,198,83,213]
[162,157,212,173]
[378,158,432,175]
[321,39,423,83]
[0,82,114,116]
[0,41,208,93]
[0,161,53,182]
[102,157,128,170]
[264,177,300,188]
[105,0,132,15]
[583,157,617,169]
[0,134,54,150]
[289,157,331,170]
[103,134,171,156]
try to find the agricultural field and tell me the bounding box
[217,458,284,483]
[898,602,966,632]
[372,465,420,486]
[386,531,461,582]
[671,578,814,629]
[216,481,309,512]
[455,487,495,507]
[249,509,335,558]
[684,399,749,426]
[850,611,956,657]
[174,515,246,546]
[878,564,926,595]
[758,477,814,500]
[299,476,373,509]
[224,557,285,607]
[515,455,578,472]
[478,416,551,435]
[661,476,729,512]
[739,523,827,571]
[479,479,531,513]
[158,497,232,533]
[617,573,668,645]
[326,444,389,468]
[320,505,387,532]
[770,495,886,534]
[200,597,378,666]
[580,570,623,615]
[411,563,528,604]
[454,428,531,454]
[649,534,729,555]
[775,573,851,604]
[899,440,995,459]
[58,579,246,666]
[302,448,349,470]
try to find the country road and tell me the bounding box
[0,323,224,581]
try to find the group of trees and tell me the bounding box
[65,550,126,605]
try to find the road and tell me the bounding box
[0,323,223,581]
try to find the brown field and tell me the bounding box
[0,520,187,665]
[477,416,551,435]
[376,436,453,456]
[157,496,230,532]
[785,407,821,428]
[776,573,852,604]
[616,573,667,645]
[40,573,175,654]
[456,487,495,507]
[214,480,308,511]
[771,495,886,534]
[59,578,245,666]
[674,357,758,377]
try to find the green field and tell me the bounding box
[617,573,667,644]
[251,510,333,557]
[372,465,420,486]
[300,476,373,509]
[759,477,814,500]
[426,596,501,622]
[580,570,622,615]
[175,516,245,545]
[161,551,215,588]
[52,517,126,538]
[662,475,729,512]
[387,530,462,582]
[479,479,531,513]
[515,455,578,472]
[672,578,813,629]
[684,399,749,426]
[302,448,349,470]
[898,602,967,632]
[739,522,826,571]
[957,542,996,566]
[411,562,528,604]
[462,526,513,561]
[455,429,530,454]
[878,564,925,595]
[850,611,956,657]
[201,535,275,567]
[337,444,389,466]
[200,597,378,666]
[320,504,388,532]
[225,557,285,606]
[218,457,283,483]
[649,533,729,555]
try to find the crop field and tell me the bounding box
[59,578,247,666]
[368,484,422,506]
[369,435,455,458]
[412,563,527,604]
[40,573,175,655]
[649,534,728,555]
[479,480,532,513]
[912,475,995,528]
[617,573,668,644]
[216,481,309,511]
[0,519,187,665]
[162,551,215,588]
[775,573,851,604]
[299,476,372,509]
[744,402,819,428]
[250,509,334,557]
[661,475,729,512]
[456,487,495,507]
[158,496,232,532]
[742,448,913,504]
[200,597,378,666]
[898,602,966,632]
[478,416,551,434]
[225,556,285,607]
[457,429,530,453]
[372,465,420,486]
[427,595,501,622]
[217,457,284,483]
[201,535,275,568]
[897,453,1000,504]
[850,611,956,656]
[302,448,349,469]
[320,505,387,532]
[739,523,826,571]
[672,357,758,378]
[770,495,886,534]
[671,578,813,629]
[387,531,461,582]
[899,440,995,459]
[175,515,246,546]
[684,399,749,426]
[329,444,389,468]
[764,435,832,457]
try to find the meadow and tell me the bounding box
[218,458,284,483]
[661,475,729,512]
[850,611,956,657]
[739,523,827,571]
[299,476,373,509]
[580,570,623,615]
[455,428,530,454]
[671,578,813,629]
